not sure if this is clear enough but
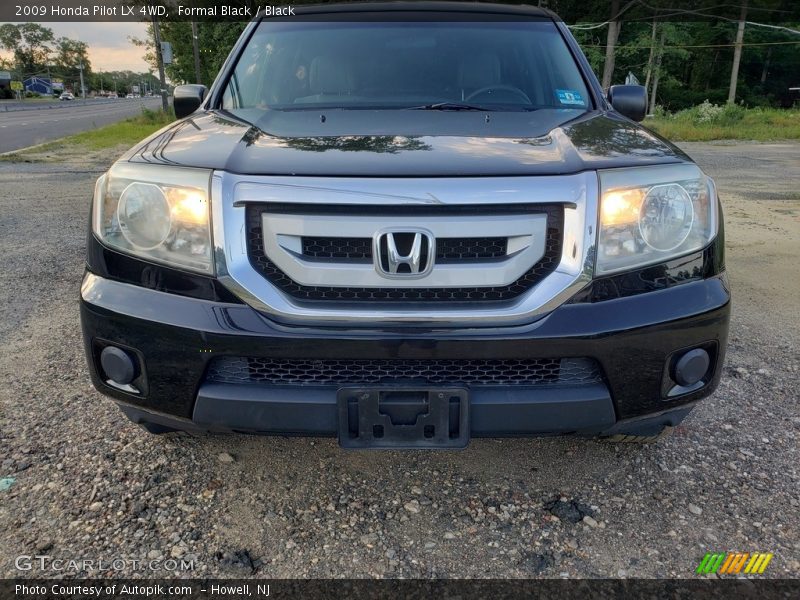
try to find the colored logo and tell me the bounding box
[555,89,585,106]
[696,552,774,575]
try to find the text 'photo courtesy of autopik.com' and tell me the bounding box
[0,0,799,597]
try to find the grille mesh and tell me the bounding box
[206,357,602,387]
[302,237,372,260]
[247,205,563,302]
[301,236,508,261]
[437,237,507,260]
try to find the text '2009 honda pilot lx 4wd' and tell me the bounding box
[81,3,730,448]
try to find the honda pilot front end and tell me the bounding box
[80,3,729,448]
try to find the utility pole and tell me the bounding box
[600,0,638,91]
[649,27,666,115]
[760,46,771,84]
[601,0,621,90]
[151,3,169,112]
[728,0,747,104]
[644,19,657,94]
[78,60,86,98]
[191,21,202,84]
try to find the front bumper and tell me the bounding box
[80,269,730,438]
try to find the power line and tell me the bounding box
[568,1,731,29]
[583,40,800,49]
[568,0,642,30]
[568,0,800,36]
[744,22,800,36]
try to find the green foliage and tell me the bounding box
[0,22,94,93]
[646,105,800,141]
[0,23,54,75]
[139,106,175,124]
[162,22,246,86]
[677,100,747,125]
[53,37,91,81]
[649,104,670,119]
[570,28,605,74]
[86,70,160,96]
[570,16,800,110]
[130,21,246,87]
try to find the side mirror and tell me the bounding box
[607,85,648,122]
[173,84,207,119]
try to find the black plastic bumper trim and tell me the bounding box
[190,382,615,436]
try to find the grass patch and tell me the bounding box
[1,108,174,161]
[645,103,800,142]
[57,107,175,151]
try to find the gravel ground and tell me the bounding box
[0,142,798,579]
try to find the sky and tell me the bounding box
[1,22,151,73]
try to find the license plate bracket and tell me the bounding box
[337,387,469,449]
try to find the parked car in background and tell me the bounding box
[59,92,74,101]
[81,2,729,448]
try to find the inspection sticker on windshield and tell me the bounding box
[555,89,585,106]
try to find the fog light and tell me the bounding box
[100,346,137,385]
[673,348,710,387]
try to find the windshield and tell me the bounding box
[221,20,592,114]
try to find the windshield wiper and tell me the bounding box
[407,102,490,111]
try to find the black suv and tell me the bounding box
[81,3,729,448]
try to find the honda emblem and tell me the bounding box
[374,229,435,278]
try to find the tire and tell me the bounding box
[598,425,674,444]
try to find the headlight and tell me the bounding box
[93,164,213,274]
[597,164,718,275]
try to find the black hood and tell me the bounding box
[123,108,690,177]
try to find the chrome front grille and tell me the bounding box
[206,356,603,387]
[211,173,598,326]
[245,205,563,303]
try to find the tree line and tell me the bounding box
[140,4,798,112]
[567,0,799,109]
[3,0,798,110]
[0,23,159,98]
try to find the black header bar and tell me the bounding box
[1,0,799,23]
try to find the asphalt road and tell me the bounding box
[0,97,162,154]
[0,141,797,579]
